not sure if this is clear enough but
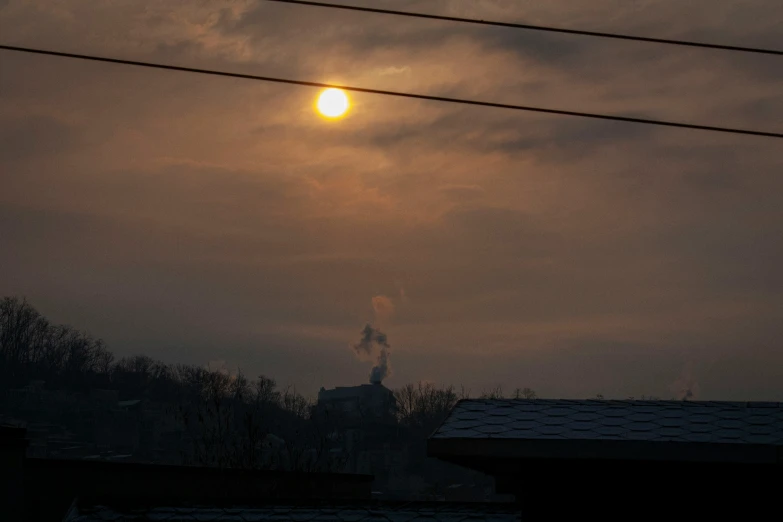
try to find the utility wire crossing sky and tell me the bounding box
[1,45,781,140]
[265,0,783,56]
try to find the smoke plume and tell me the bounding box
[670,363,700,401]
[371,295,395,324]
[352,323,392,384]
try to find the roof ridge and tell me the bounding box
[457,398,782,406]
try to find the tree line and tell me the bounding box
[0,296,540,475]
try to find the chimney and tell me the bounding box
[0,425,28,522]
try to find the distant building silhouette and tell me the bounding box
[316,383,397,425]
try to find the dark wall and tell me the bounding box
[24,458,373,522]
[0,427,28,522]
[489,458,782,514]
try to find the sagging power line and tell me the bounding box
[264,0,783,57]
[1,44,781,140]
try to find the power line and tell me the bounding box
[264,0,783,57]
[1,44,781,140]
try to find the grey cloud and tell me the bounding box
[0,114,81,162]
[529,337,783,401]
[739,96,783,127]
[716,52,783,83]
[220,0,585,71]
[391,332,783,401]
[0,204,353,327]
[473,25,587,65]
[326,104,657,162]
[440,206,550,248]
[489,114,658,158]
[437,183,485,202]
[652,222,783,298]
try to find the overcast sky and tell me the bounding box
[1,0,782,400]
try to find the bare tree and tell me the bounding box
[280,385,311,419]
[512,387,537,399]
[177,367,243,469]
[1,297,114,390]
[175,370,347,473]
[93,342,115,375]
[480,385,505,399]
[394,381,467,435]
[254,375,281,405]
[0,297,46,386]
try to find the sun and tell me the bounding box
[316,88,350,118]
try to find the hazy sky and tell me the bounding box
[1,0,782,400]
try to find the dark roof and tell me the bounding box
[428,399,783,465]
[432,399,783,444]
[66,502,521,522]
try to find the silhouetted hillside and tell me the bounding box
[0,296,525,500]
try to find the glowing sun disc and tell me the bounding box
[317,88,349,118]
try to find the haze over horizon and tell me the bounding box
[1,0,782,400]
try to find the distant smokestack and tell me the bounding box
[353,324,392,384]
[670,364,700,401]
[370,346,390,384]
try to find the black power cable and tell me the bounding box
[264,0,783,57]
[1,44,781,139]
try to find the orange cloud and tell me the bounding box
[372,295,395,324]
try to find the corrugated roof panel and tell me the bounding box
[430,399,783,445]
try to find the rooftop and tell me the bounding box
[431,399,783,444]
[428,399,783,465]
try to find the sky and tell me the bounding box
[1,0,782,400]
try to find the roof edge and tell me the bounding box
[428,437,782,465]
